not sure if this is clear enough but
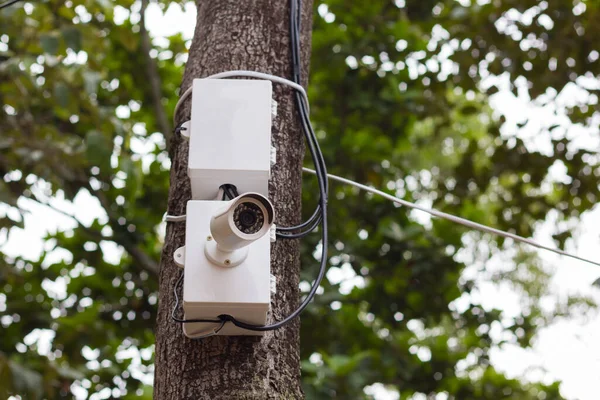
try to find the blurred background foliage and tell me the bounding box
[0,0,599,398]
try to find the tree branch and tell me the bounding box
[121,242,160,276]
[140,0,171,146]
[30,194,159,277]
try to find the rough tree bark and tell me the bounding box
[154,1,313,399]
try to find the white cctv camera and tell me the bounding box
[205,192,275,267]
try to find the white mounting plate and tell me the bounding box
[182,200,271,337]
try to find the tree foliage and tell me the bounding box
[0,0,598,398]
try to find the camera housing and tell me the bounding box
[179,199,272,337]
[210,193,274,252]
[204,193,274,268]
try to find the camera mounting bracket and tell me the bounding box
[204,238,249,268]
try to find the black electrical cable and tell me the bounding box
[171,272,224,324]
[276,0,329,238]
[223,0,329,331]
[0,0,21,10]
[278,0,328,232]
[276,96,326,241]
[220,184,238,200]
[229,185,239,197]
[275,208,321,239]
[277,205,321,232]
[292,0,328,193]
[278,85,329,236]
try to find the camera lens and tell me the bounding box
[233,202,264,234]
[239,210,257,227]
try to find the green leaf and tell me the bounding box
[122,385,153,399]
[121,156,144,203]
[0,181,19,207]
[85,130,112,172]
[40,33,59,54]
[119,31,139,51]
[54,82,70,108]
[8,361,43,400]
[55,365,85,380]
[62,27,82,52]
[383,221,423,242]
[0,354,12,400]
[460,105,478,115]
[83,71,102,95]
[324,352,371,377]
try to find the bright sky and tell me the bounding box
[2,3,600,400]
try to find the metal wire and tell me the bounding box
[0,0,21,10]
[303,167,600,268]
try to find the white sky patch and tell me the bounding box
[0,187,105,260]
[364,383,400,400]
[326,262,365,294]
[409,198,434,228]
[456,206,600,399]
[130,132,166,173]
[23,329,56,356]
[99,241,124,265]
[144,2,196,40]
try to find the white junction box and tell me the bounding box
[188,79,273,200]
[182,200,271,337]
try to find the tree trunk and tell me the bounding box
[154,1,313,399]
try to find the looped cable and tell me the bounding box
[173,70,310,125]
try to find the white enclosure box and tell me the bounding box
[182,200,271,337]
[188,79,273,200]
